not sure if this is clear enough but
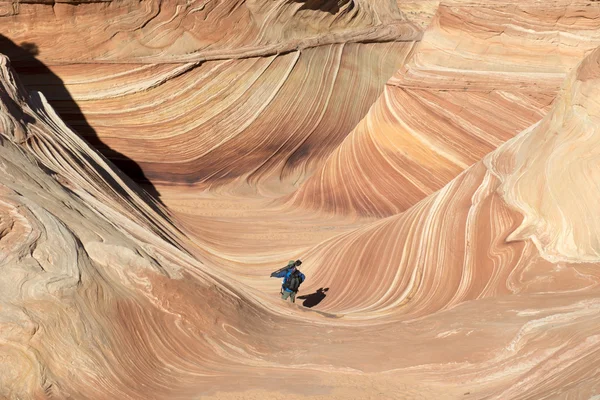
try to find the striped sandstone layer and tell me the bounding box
[289,3,600,217]
[1,0,420,196]
[2,41,600,398]
[0,1,600,399]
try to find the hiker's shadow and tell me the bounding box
[298,287,329,308]
[0,34,165,207]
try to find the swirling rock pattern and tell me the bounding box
[2,0,420,62]
[293,44,600,396]
[1,0,420,193]
[0,0,422,271]
[2,1,600,399]
[289,3,600,217]
[62,42,416,193]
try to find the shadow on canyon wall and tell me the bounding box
[0,34,165,207]
[293,0,344,14]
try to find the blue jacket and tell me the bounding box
[273,268,305,292]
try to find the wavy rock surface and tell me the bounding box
[293,44,600,396]
[2,1,600,399]
[289,3,600,217]
[3,42,600,398]
[3,0,419,62]
[0,57,240,398]
[0,55,420,400]
[61,42,415,193]
[1,1,419,196]
[0,0,423,273]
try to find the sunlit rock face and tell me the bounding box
[3,43,600,398]
[62,42,416,195]
[295,46,600,396]
[0,56,248,398]
[2,0,600,399]
[0,0,423,273]
[0,0,420,197]
[3,0,417,62]
[289,3,600,217]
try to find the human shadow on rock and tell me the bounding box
[298,287,329,308]
[0,35,166,209]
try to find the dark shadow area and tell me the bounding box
[293,0,346,14]
[0,34,165,206]
[298,287,329,308]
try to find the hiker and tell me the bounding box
[271,260,305,303]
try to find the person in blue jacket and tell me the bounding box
[271,260,305,303]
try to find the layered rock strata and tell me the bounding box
[289,3,600,217]
[1,0,420,195]
[1,1,600,398]
[2,42,600,398]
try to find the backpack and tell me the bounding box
[284,270,302,292]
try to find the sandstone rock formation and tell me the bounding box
[0,0,420,196]
[289,3,600,217]
[1,0,600,399]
